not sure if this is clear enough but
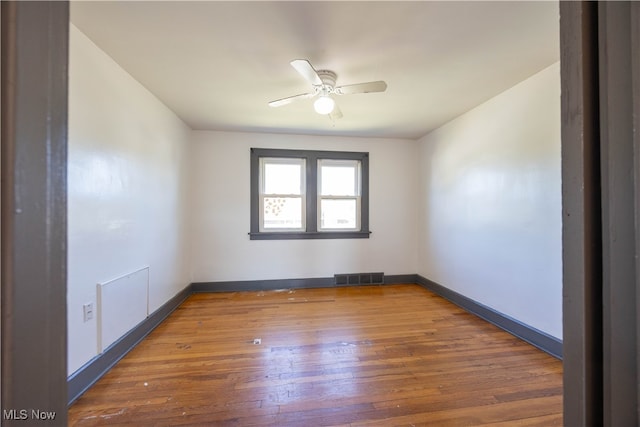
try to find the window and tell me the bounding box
[318,159,361,231]
[260,157,305,231]
[250,148,370,240]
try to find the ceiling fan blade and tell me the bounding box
[290,59,323,86]
[268,92,315,108]
[334,81,387,95]
[329,104,343,121]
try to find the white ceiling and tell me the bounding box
[70,1,559,140]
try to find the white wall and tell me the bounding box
[189,131,419,282]
[417,63,562,339]
[67,25,192,375]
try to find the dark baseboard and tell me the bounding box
[67,285,192,405]
[68,273,562,405]
[192,277,335,292]
[384,274,420,284]
[191,274,416,293]
[414,274,562,359]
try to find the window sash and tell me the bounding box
[318,196,361,231]
[318,159,361,197]
[259,157,306,232]
[260,195,305,231]
[317,159,361,231]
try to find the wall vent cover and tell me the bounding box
[334,272,384,286]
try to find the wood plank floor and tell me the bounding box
[68,284,562,426]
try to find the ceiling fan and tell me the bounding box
[268,59,387,119]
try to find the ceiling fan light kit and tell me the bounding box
[314,95,335,115]
[269,59,387,118]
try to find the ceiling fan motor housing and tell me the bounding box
[317,70,337,89]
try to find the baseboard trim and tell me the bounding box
[192,277,334,292]
[67,285,192,405]
[191,274,416,293]
[384,274,420,284]
[414,275,562,359]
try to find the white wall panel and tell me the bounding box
[417,63,562,338]
[97,267,149,352]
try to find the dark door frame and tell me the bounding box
[597,3,639,425]
[2,1,640,425]
[560,3,602,425]
[561,2,640,425]
[1,1,69,425]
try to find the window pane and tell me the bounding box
[320,160,359,196]
[263,197,303,229]
[320,199,358,229]
[264,161,303,195]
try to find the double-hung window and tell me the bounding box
[250,148,370,240]
[260,157,306,231]
[318,159,361,231]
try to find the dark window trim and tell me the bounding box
[250,148,370,240]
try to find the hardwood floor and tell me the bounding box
[68,284,562,426]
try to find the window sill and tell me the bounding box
[249,231,371,240]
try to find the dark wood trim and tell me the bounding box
[561,2,640,423]
[598,3,638,425]
[192,277,336,293]
[383,274,418,285]
[67,286,191,405]
[632,3,640,418]
[248,231,371,240]
[249,148,370,240]
[192,274,418,293]
[559,2,603,425]
[415,275,562,360]
[1,2,69,424]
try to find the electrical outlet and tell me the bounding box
[83,303,94,322]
